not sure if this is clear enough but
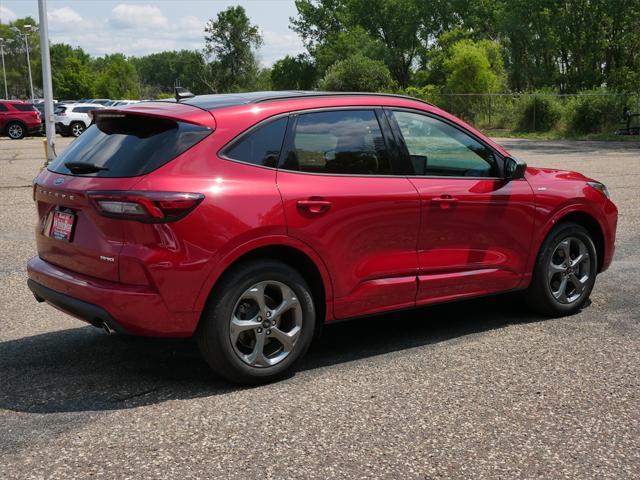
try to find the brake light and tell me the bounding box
[87,191,204,223]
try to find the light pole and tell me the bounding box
[38,0,56,162]
[11,24,38,102]
[0,38,8,99]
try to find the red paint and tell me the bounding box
[0,100,42,135]
[28,94,618,336]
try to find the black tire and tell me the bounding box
[525,222,598,317]
[6,121,25,140]
[196,260,316,385]
[70,122,85,137]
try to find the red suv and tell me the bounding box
[27,92,617,384]
[0,100,42,139]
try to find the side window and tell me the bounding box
[13,103,36,112]
[0,103,8,112]
[392,110,498,177]
[282,110,391,175]
[74,106,91,114]
[224,117,288,168]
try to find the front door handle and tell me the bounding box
[430,195,459,209]
[296,199,332,214]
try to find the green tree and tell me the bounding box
[292,0,456,88]
[443,39,504,119]
[319,53,395,91]
[270,54,317,90]
[204,6,262,92]
[0,16,41,99]
[132,50,210,95]
[94,54,139,99]
[50,44,94,99]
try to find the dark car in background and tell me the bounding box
[0,100,42,139]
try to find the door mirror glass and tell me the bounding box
[505,157,527,180]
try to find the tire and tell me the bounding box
[70,122,85,137]
[525,222,598,317]
[196,260,316,385]
[6,121,25,140]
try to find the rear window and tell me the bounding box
[47,114,211,177]
[72,106,96,114]
[13,103,37,112]
[223,117,288,167]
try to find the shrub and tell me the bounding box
[516,95,562,132]
[319,54,395,92]
[565,91,624,133]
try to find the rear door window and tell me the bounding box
[47,114,212,177]
[223,117,288,167]
[281,110,392,175]
[0,103,7,112]
[13,103,37,112]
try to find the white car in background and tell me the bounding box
[54,103,105,137]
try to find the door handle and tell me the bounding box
[430,195,459,208]
[296,199,332,214]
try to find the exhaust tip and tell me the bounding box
[101,322,116,335]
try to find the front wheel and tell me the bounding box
[196,260,316,385]
[525,222,597,317]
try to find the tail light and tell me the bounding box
[87,191,204,223]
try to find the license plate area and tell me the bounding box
[50,209,76,242]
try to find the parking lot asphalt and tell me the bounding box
[0,136,638,479]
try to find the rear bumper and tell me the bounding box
[27,124,43,135]
[27,256,199,337]
[28,279,128,334]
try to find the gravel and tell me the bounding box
[0,136,638,479]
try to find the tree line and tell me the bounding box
[1,1,638,102]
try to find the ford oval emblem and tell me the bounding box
[54,177,64,185]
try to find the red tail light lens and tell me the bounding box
[87,191,204,223]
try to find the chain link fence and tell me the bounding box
[429,93,640,135]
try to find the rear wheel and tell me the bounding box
[6,121,25,139]
[70,121,85,137]
[196,260,316,385]
[525,222,597,316]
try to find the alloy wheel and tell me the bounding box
[72,123,85,137]
[548,236,591,304]
[229,280,303,368]
[8,124,23,139]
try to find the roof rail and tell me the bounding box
[251,91,434,107]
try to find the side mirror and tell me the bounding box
[505,156,527,180]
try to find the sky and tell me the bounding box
[0,0,305,66]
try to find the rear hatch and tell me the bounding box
[34,104,213,282]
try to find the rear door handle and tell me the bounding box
[430,195,459,208]
[296,199,332,214]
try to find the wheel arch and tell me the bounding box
[534,208,606,274]
[194,238,334,333]
[5,119,25,133]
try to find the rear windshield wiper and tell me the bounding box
[64,162,109,174]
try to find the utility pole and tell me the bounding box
[0,39,8,99]
[38,0,56,162]
[11,24,37,102]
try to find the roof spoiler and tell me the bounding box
[175,87,195,102]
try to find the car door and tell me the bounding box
[386,108,536,305]
[276,108,421,319]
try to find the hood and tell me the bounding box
[525,166,591,183]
